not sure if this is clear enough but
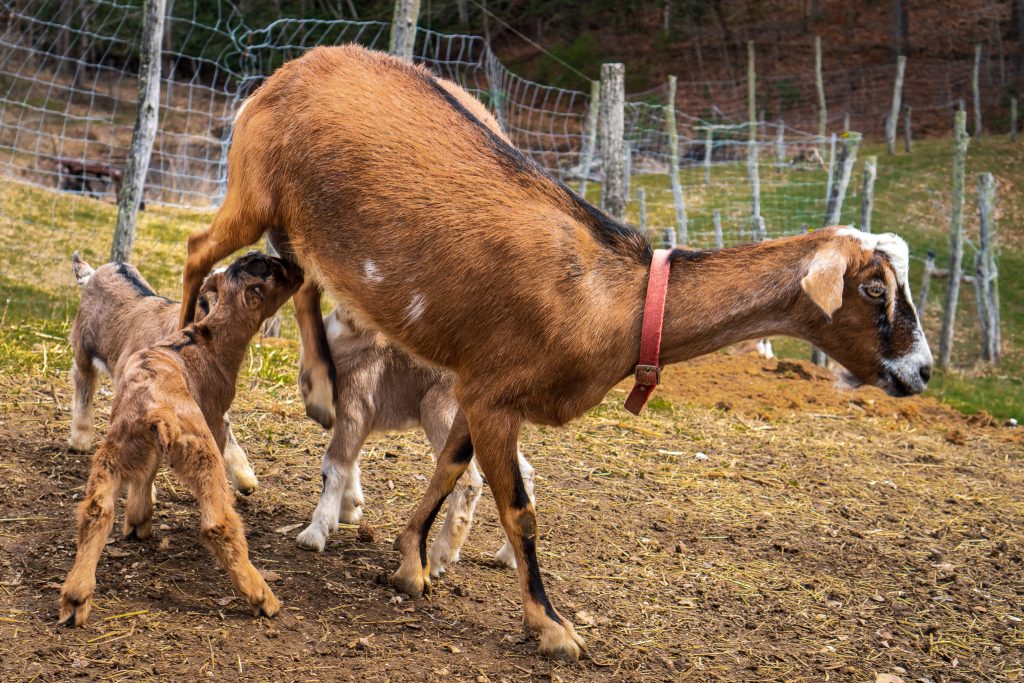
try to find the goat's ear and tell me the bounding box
[199,271,224,300]
[801,248,848,319]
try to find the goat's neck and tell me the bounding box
[657,238,820,365]
[187,310,262,413]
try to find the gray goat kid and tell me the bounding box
[296,305,534,575]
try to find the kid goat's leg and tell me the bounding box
[296,404,371,552]
[468,406,584,661]
[392,412,473,597]
[68,359,97,452]
[173,432,280,618]
[60,444,121,626]
[123,448,159,541]
[221,415,258,495]
[294,281,336,430]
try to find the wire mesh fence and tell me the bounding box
[0,0,1007,362]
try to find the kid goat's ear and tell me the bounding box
[198,271,225,301]
[800,248,849,319]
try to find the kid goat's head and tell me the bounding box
[199,251,304,323]
[801,227,932,397]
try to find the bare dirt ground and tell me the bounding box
[1,351,1022,682]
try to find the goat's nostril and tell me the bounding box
[919,365,932,383]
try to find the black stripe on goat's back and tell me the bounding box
[420,73,651,263]
[115,262,175,303]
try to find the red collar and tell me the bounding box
[624,249,673,415]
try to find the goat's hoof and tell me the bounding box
[494,541,517,570]
[338,505,363,525]
[67,433,93,453]
[537,620,586,662]
[390,563,430,598]
[58,590,92,627]
[295,525,327,552]
[252,591,281,618]
[428,544,460,578]
[123,521,152,541]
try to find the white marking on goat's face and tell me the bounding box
[407,293,426,323]
[363,260,383,283]
[827,227,932,396]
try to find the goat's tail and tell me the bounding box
[145,407,182,454]
[71,251,95,287]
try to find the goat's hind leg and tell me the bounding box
[68,359,97,452]
[172,429,279,617]
[494,451,535,570]
[392,412,473,597]
[60,443,121,626]
[123,448,159,541]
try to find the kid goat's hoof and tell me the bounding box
[67,433,93,453]
[295,525,328,553]
[58,591,92,627]
[252,590,281,618]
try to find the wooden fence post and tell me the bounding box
[843,112,850,132]
[624,141,632,201]
[703,126,713,184]
[637,186,647,234]
[110,0,165,263]
[938,110,971,369]
[813,132,861,366]
[666,75,688,243]
[713,209,723,249]
[904,105,912,152]
[747,41,764,241]
[814,36,826,145]
[886,55,907,155]
[824,132,837,203]
[389,0,421,60]
[823,132,861,225]
[860,154,877,233]
[1011,96,1018,141]
[599,62,626,221]
[976,171,1000,362]
[577,79,600,196]
[918,251,935,314]
[972,43,983,139]
[775,120,785,172]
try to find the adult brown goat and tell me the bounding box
[179,45,932,660]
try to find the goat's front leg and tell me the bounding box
[221,415,258,495]
[294,281,336,430]
[60,444,121,626]
[68,360,97,452]
[392,412,472,597]
[296,405,370,552]
[172,431,279,618]
[467,406,584,661]
[494,451,536,570]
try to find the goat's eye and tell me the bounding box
[864,283,886,299]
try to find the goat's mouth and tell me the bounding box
[876,366,929,397]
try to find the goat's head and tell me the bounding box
[199,251,304,324]
[800,227,932,397]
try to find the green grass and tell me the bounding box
[1,135,1021,419]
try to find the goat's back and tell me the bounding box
[70,262,179,382]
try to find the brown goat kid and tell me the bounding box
[68,254,259,494]
[178,46,932,660]
[60,252,303,627]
